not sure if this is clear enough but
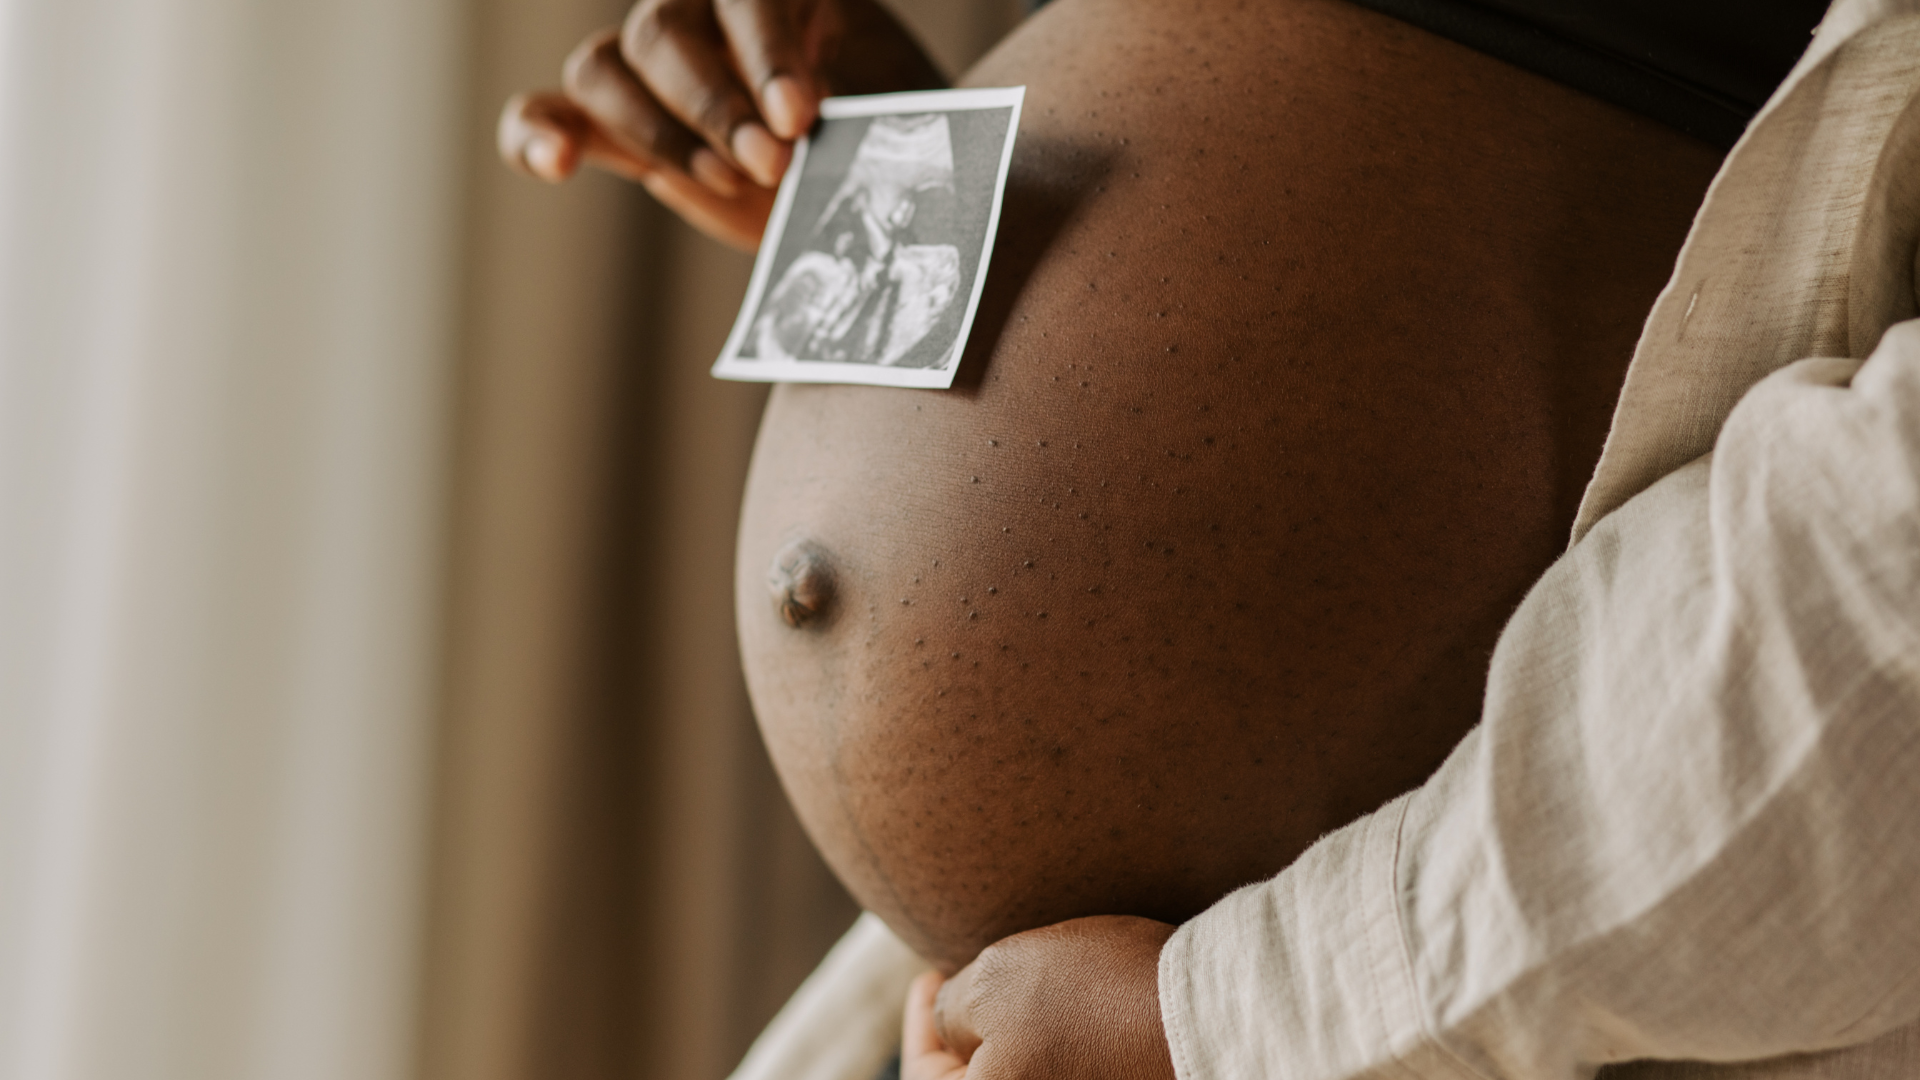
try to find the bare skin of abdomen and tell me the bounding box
[737,0,1721,973]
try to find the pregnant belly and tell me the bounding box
[735,0,1719,971]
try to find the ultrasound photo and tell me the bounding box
[712,87,1024,389]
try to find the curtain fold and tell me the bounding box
[0,0,463,1077]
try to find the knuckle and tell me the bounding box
[974,938,1016,977]
[712,0,769,25]
[624,0,697,55]
[631,113,689,162]
[716,0,798,76]
[687,84,742,137]
[622,2,666,57]
[561,32,623,95]
[969,954,1010,1003]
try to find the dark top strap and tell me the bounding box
[1023,0,1832,149]
[1341,0,1829,148]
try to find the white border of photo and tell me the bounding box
[710,86,1026,389]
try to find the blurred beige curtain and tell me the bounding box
[0,1,462,1079]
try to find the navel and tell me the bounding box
[768,538,837,628]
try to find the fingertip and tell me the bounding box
[497,95,534,162]
[689,147,745,197]
[730,121,790,188]
[638,171,673,203]
[762,74,815,140]
[526,134,571,182]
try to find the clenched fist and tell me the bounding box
[908,916,1180,1080]
[499,0,946,249]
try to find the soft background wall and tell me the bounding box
[0,0,461,1077]
[0,1,1017,1079]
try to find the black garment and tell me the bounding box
[1341,0,1829,147]
[1024,0,1830,148]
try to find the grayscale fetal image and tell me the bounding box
[738,106,1014,371]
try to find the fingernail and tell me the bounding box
[689,148,743,197]
[730,122,788,188]
[763,75,810,139]
[526,136,564,181]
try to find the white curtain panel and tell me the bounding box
[0,0,463,1077]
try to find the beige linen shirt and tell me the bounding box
[729,2,1920,1078]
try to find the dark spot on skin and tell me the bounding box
[768,539,837,629]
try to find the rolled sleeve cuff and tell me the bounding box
[1158,794,1481,1080]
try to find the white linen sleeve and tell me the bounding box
[1159,320,1920,1080]
[728,912,930,1080]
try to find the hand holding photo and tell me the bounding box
[711,87,1025,389]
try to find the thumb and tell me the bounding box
[905,971,971,1080]
[932,963,983,1061]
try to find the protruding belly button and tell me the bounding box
[769,539,837,629]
